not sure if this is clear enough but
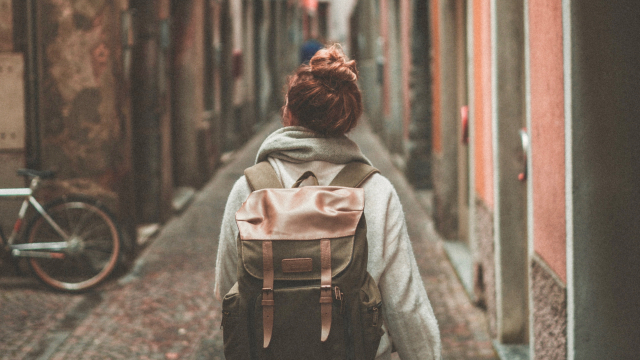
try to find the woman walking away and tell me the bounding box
[215,44,441,360]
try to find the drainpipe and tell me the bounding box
[24,0,41,169]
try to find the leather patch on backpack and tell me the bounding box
[282,258,313,273]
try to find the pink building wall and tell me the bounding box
[473,0,493,208]
[529,0,566,282]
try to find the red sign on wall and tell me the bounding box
[302,0,318,11]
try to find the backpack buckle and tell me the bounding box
[320,285,332,296]
[262,288,274,306]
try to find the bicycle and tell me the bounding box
[0,169,121,292]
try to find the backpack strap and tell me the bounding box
[244,161,283,191]
[318,163,377,342]
[243,161,281,348]
[320,238,332,342]
[262,241,275,348]
[292,171,319,188]
[329,162,379,188]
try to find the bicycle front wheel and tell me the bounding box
[26,196,121,291]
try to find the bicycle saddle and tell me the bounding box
[17,169,56,179]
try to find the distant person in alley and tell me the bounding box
[300,37,324,64]
[215,44,441,360]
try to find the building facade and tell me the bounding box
[352,0,640,358]
[0,0,304,257]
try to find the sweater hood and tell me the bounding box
[255,126,372,165]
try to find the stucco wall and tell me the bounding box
[473,197,497,337]
[570,1,640,357]
[472,0,492,208]
[400,0,411,142]
[172,0,207,188]
[431,0,462,239]
[430,0,442,154]
[383,0,404,153]
[39,0,129,208]
[529,0,566,283]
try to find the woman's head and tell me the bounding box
[284,44,363,137]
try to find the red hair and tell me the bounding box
[285,44,363,137]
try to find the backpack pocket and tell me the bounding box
[253,285,348,360]
[222,283,251,360]
[359,274,385,360]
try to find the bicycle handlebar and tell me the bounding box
[17,169,56,179]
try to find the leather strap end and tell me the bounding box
[263,306,273,348]
[262,240,275,348]
[320,239,332,342]
[320,302,331,342]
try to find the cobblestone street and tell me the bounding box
[0,119,498,360]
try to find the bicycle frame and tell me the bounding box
[0,177,69,259]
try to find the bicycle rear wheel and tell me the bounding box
[26,196,121,291]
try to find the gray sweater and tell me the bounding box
[214,126,441,360]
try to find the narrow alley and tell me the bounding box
[2,1,640,360]
[1,117,496,360]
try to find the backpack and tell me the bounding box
[222,161,385,360]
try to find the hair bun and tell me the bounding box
[309,45,358,85]
[285,43,363,137]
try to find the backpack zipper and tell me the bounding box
[335,286,345,314]
[371,307,379,327]
[221,310,230,329]
[341,292,354,360]
[335,286,354,359]
[367,302,383,327]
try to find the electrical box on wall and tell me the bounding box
[0,53,26,235]
[0,53,25,151]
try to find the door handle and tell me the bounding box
[461,105,469,145]
[518,128,529,181]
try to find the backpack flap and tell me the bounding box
[236,186,364,241]
[236,185,364,348]
[236,186,364,281]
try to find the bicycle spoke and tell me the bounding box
[83,241,115,254]
[66,204,93,238]
[62,203,74,236]
[77,220,110,240]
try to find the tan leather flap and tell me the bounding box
[236,186,364,240]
